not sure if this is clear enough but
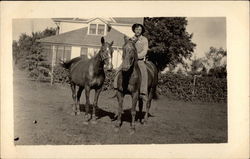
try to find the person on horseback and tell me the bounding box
[114,23,149,97]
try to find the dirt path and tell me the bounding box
[14,69,227,145]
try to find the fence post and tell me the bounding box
[192,74,202,97]
[192,75,197,96]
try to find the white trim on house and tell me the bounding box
[86,18,109,24]
[110,17,117,23]
[53,18,135,27]
[53,19,88,24]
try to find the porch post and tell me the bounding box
[51,45,56,85]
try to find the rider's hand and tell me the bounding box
[131,36,138,42]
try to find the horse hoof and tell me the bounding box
[91,120,97,124]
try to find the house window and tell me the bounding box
[98,24,105,35]
[55,45,71,64]
[89,24,97,34]
[57,45,64,62]
[88,23,106,35]
[64,46,71,60]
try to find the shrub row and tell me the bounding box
[157,73,227,103]
[52,65,70,84]
[51,66,227,103]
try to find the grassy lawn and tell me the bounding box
[14,69,227,145]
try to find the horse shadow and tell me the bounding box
[114,108,154,124]
[78,104,154,124]
[79,104,115,120]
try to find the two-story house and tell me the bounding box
[38,17,144,69]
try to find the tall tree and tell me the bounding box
[204,47,227,78]
[188,47,227,78]
[144,17,196,71]
[13,27,57,80]
[204,46,227,69]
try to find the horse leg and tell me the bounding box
[76,86,84,115]
[115,91,124,132]
[84,85,91,125]
[138,97,143,123]
[91,88,102,124]
[70,83,77,116]
[130,92,139,134]
[144,89,153,124]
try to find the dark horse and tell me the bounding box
[61,37,114,124]
[115,37,158,134]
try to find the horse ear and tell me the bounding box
[110,41,114,46]
[124,35,129,43]
[101,37,105,45]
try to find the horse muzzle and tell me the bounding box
[121,65,130,72]
[104,64,113,71]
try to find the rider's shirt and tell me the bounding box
[134,35,149,60]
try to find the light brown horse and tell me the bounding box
[115,37,158,134]
[61,37,114,124]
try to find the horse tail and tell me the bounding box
[152,85,158,100]
[146,61,159,100]
[60,57,82,69]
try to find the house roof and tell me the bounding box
[52,17,144,25]
[113,17,144,25]
[38,27,126,48]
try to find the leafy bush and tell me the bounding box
[52,65,70,84]
[13,28,57,81]
[158,73,227,103]
[103,71,227,103]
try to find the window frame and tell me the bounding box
[55,45,72,64]
[89,24,97,35]
[97,24,105,35]
[88,23,106,35]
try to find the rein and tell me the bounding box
[99,52,109,61]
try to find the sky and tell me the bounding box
[186,17,226,58]
[13,17,226,58]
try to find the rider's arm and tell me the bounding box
[137,37,148,60]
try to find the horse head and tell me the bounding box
[100,37,114,71]
[121,36,138,72]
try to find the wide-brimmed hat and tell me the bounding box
[132,23,145,34]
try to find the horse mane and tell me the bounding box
[124,39,138,62]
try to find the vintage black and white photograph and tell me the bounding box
[13,17,227,145]
[1,1,249,159]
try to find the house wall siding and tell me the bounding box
[47,18,143,68]
[46,44,122,69]
[112,25,134,37]
[113,48,122,69]
[71,46,81,59]
[60,22,87,34]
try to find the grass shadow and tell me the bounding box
[119,108,154,124]
[79,104,115,120]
